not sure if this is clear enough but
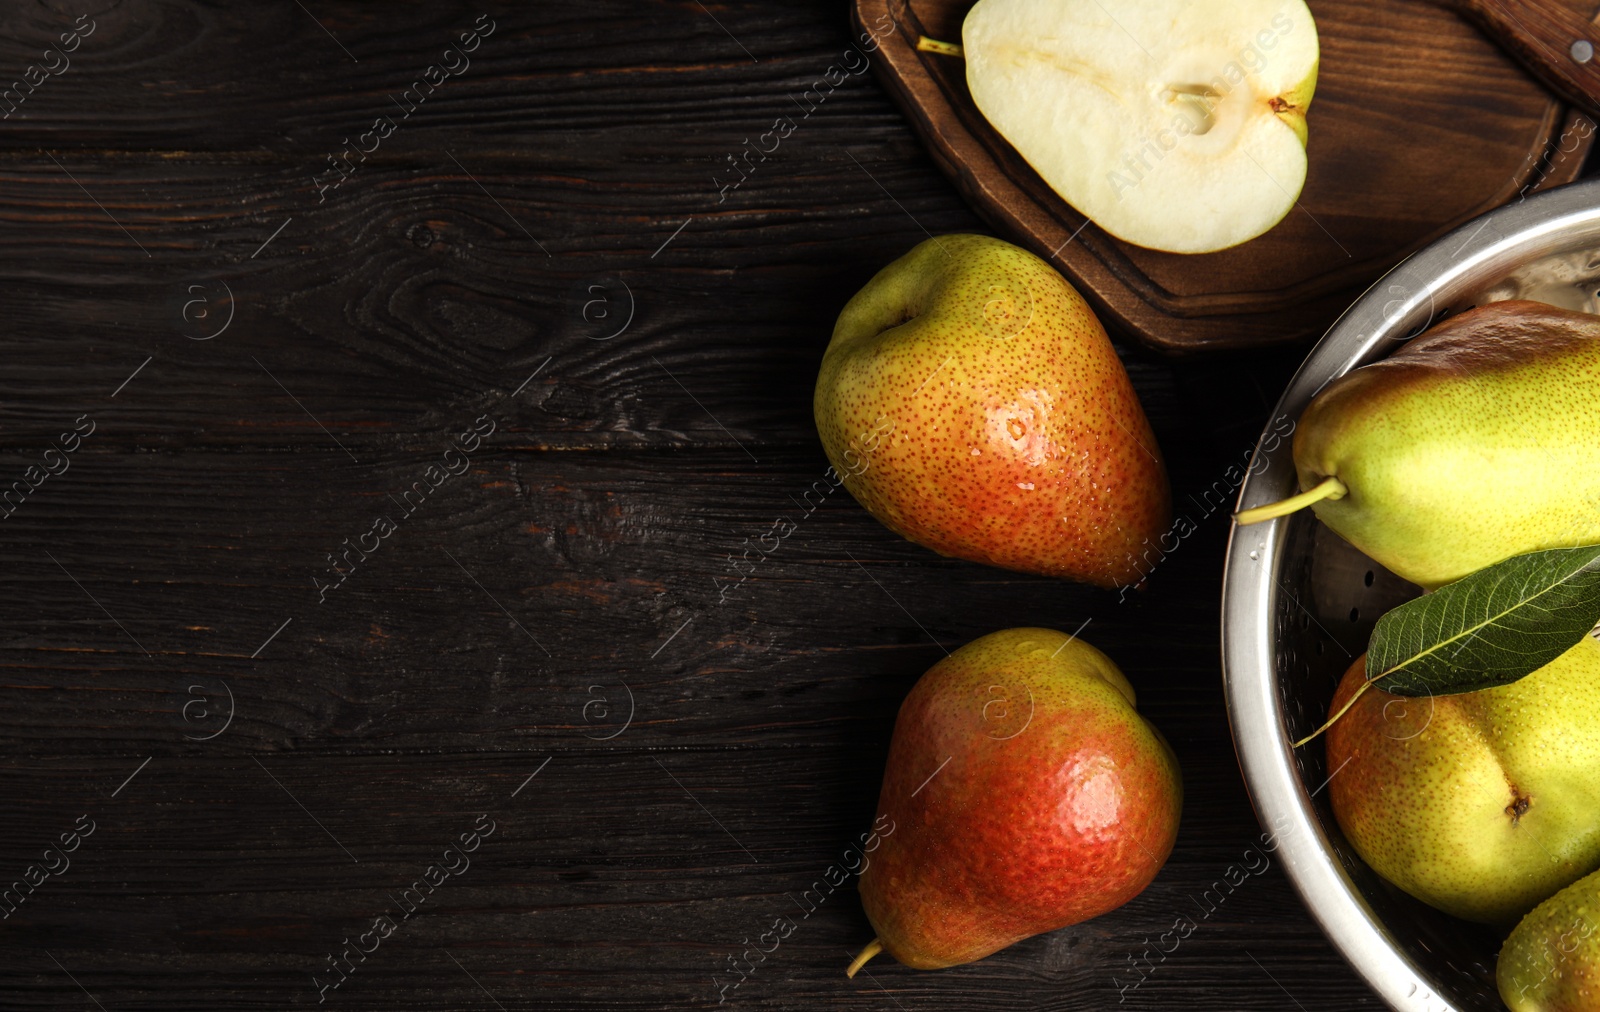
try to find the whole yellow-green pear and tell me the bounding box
[1237,301,1600,588]
[1498,867,1600,1010]
[1326,636,1600,925]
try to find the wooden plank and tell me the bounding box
[0,148,1223,453]
[0,3,864,149]
[0,154,993,450]
[0,438,1265,753]
[0,749,1366,1011]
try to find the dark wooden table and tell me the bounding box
[0,2,1400,1008]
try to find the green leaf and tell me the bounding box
[1367,544,1600,697]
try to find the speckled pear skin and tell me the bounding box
[1326,637,1600,926]
[1499,867,1600,1011]
[860,628,1182,969]
[814,234,1170,588]
[1296,300,1600,590]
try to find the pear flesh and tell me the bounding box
[1498,866,1600,1011]
[1271,300,1600,589]
[1326,636,1600,925]
[963,0,1319,253]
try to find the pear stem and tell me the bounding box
[916,36,964,57]
[1235,476,1348,526]
[846,939,883,978]
[1291,678,1373,748]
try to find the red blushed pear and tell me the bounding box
[848,628,1182,974]
[814,234,1170,589]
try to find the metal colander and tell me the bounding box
[1223,177,1600,1012]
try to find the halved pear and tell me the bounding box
[963,0,1319,254]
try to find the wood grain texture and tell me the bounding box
[0,0,1432,1008]
[854,0,1594,352]
[1451,0,1600,117]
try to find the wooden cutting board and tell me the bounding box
[852,0,1594,353]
